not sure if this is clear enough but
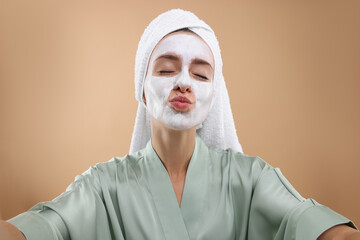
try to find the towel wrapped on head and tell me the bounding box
[130,8,243,154]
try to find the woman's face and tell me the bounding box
[143,31,215,130]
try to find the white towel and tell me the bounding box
[129,8,243,154]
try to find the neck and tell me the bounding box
[150,118,196,178]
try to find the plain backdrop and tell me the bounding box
[0,0,359,226]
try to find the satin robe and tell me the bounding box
[8,135,355,239]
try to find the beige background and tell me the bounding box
[1,0,359,226]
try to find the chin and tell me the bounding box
[166,122,195,131]
[160,107,202,131]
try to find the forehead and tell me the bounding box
[151,31,214,66]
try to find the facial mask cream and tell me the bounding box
[144,32,214,130]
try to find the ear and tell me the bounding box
[142,90,146,104]
[142,71,148,105]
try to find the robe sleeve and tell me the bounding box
[248,165,358,240]
[7,164,124,240]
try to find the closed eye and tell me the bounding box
[159,71,174,74]
[194,74,208,80]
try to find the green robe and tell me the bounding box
[8,135,356,239]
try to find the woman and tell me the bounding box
[1,8,359,240]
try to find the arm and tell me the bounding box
[318,224,360,240]
[6,162,124,240]
[0,220,26,240]
[247,162,357,240]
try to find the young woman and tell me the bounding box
[1,8,359,240]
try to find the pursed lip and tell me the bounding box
[169,96,192,111]
[169,96,192,104]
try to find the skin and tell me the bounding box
[143,31,215,206]
[0,30,358,240]
[0,221,25,240]
[318,225,360,240]
[143,32,214,130]
[143,30,360,239]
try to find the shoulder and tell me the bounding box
[228,148,270,171]
[206,143,269,169]
[209,144,270,168]
[95,149,145,176]
[205,144,272,187]
[66,149,146,193]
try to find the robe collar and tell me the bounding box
[143,134,209,240]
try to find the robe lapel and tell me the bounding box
[144,140,190,240]
[180,135,208,238]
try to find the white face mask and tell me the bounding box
[144,32,214,130]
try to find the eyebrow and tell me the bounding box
[192,58,213,70]
[155,54,213,70]
[154,54,180,62]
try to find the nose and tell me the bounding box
[174,84,191,93]
[173,71,192,93]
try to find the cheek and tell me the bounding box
[145,76,175,104]
[193,82,213,105]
